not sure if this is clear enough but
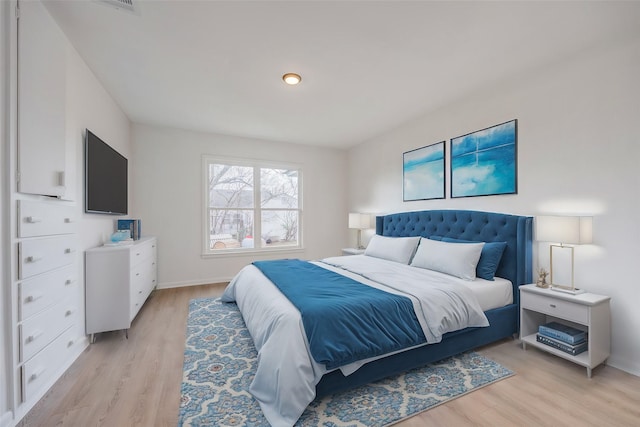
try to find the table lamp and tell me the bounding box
[348,213,371,249]
[535,215,592,294]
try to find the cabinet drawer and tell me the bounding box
[18,236,77,279]
[18,200,76,237]
[130,286,151,321]
[129,241,153,266]
[20,299,78,362]
[521,292,588,324]
[19,265,77,321]
[21,327,79,403]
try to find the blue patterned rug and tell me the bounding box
[179,297,513,427]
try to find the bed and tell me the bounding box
[221,209,532,426]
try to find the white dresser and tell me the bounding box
[16,200,83,403]
[85,237,157,342]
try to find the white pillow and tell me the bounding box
[410,237,484,280]
[364,235,421,264]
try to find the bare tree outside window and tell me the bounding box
[205,160,301,252]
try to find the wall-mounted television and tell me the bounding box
[85,129,128,215]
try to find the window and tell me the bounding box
[203,156,302,254]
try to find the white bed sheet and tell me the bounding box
[463,275,513,311]
[220,255,495,427]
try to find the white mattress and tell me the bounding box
[463,276,513,311]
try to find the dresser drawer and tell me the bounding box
[19,265,77,321]
[130,291,147,321]
[20,298,78,362]
[21,327,79,403]
[129,239,155,267]
[18,236,77,279]
[18,200,77,238]
[521,291,588,324]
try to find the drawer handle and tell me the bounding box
[136,252,141,256]
[27,330,44,343]
[65,248,76,254]
[138,290,142,294]
[67,339,75,347]
[26,216,42,223]
[64,217,74,223]
[26,255,42,263]
[65,278,75,286]
[25,293,44,303]
[549,304,557,308]
[30,367,45,381]
[65,309,74,316]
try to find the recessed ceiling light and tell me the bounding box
[282,73,302,85]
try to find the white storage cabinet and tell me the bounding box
[85,237,157,342]
[16,200,82,404]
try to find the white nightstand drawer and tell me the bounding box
[521,291,588,324]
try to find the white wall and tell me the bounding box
[131,124,348,287]
[348,36,640,376]
[66,40,132,252]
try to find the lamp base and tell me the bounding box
[551,285,586,295]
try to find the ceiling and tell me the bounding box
[43,0,640,149]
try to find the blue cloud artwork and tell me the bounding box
[403,141,445,201]
[451,120,517,198]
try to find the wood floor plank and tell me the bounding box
[17,283,640,427]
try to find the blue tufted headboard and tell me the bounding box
[376,210,532,304]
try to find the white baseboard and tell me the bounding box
[606,356,640,378]
[1,411,14,427]
[156,277,232,290]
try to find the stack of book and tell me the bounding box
[117,219,142,240]
[536,321,587,356]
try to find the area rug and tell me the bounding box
[179,297,514,427]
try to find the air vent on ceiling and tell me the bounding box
[97,0,139,15]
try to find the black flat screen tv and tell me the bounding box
[85,129,128,215]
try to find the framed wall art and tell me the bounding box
[403,141,445,201]
[450,119,517,198]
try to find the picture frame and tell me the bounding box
[403,141,445,201]
[450,119,517,198]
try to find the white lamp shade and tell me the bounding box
[536,215,593,244]
[348,213,371,229]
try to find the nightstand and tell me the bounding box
[342,248,365,255]
[519,284,610,378]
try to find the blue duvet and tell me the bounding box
[252,259,426,369]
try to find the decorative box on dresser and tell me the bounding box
[85,237,157,342]
[14,200,85,410]
[519,284,611,378]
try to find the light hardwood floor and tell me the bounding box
[18,283,640,427]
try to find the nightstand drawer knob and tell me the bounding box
[549,304,556,308]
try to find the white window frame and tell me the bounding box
[202,155,303,257]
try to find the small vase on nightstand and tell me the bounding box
[536,267,550,288]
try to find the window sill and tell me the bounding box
[201,247,305,259]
